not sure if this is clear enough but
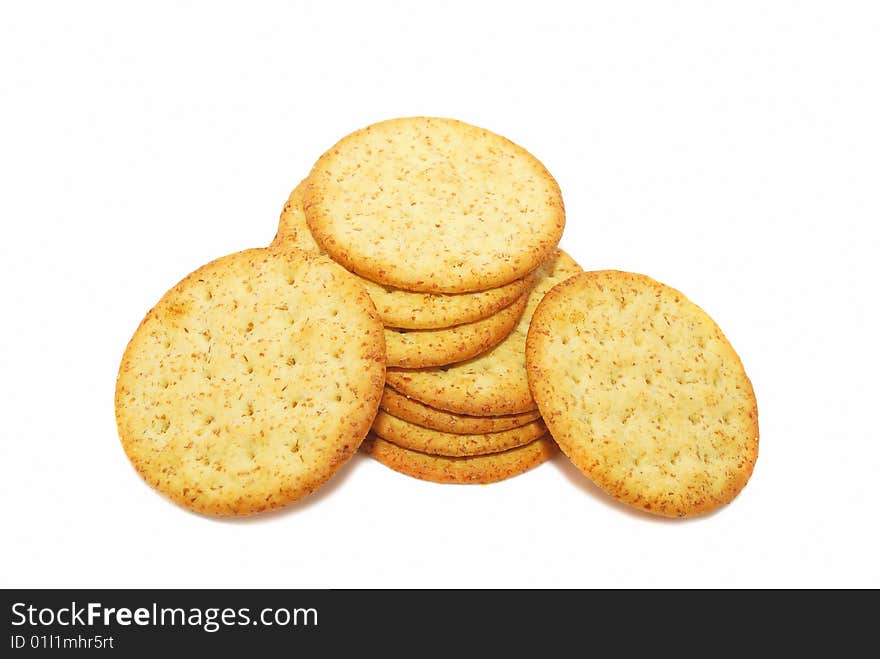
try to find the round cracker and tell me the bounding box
[303,117,565,293]
[272,181,533,329]
[385,291,527,368]
[371,410,547,457]
[115,247,386,515]
[526,270,759,518]
[381,386,541,434]
[386,249,582,415]
[362,434,557,484]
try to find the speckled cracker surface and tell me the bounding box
[272,181,533,329]
[303,117,565,293]
[115,247,386,515]
[386,250,582,415]
[381,387,541,434]
[526,270,758,517]
[385,292,526,368]
[362,434,557,484]
[371,410,547,457]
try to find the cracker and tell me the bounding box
[381,386,541,434]
[526,270,759,517]
[272,180,533,329]
[371,410,547,457]
[385,291,526,368]
[362,434,557,484]
[303,117,565,293]
[386,250,582,415]
[271,181,322,252]
[114,247,386,515]
[374,277,532,330]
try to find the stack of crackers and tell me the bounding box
[116,117,758,519]
[271,118,573,486]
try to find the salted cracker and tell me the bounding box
[303,117,565,293]
[526,270,759,517]
[115,247,386,515]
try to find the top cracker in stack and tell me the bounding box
[302,117,565,294]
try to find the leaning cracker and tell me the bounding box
[304,117,565,293]
[385,292,527,368]
[526,270,759,518]
[386,249,582,415]
[115,247,386,515]
[362,434,557,484]
[371,410,547,457]
[272,181,533,329]
[381,386,541,434]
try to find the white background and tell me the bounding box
[1,1,878,588]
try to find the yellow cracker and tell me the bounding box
[371,410,547,457]
[385,291,527,368]
[386,250,582,415]
[304,117,565,293]
[271,181,323,252]
[272,181,533,328]
[115,247,386,515]
[381,386,541,434]
[526,270,759,518]
[362,434,557,484]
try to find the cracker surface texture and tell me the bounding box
[381,386,541,434]
[272,180,533,329]
[386,250,582,415]
[115,247,386,515]
[526,270,758,517]
[304,116,565,293]
[371,410,547,457]
[362,434,557,484]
